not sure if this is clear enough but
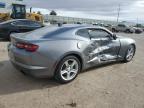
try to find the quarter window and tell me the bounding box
[29,21,42,27]
[76,29,89,37]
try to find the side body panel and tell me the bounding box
[117,37,136,60]
[79,37,121,69]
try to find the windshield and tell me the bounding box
[11,4,26,19]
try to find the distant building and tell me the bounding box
[44,15,135,26]
[44,14,117,25]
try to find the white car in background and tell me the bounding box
[112,24,134,33]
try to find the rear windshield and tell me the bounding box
[18,25,82,40]
[43,26,76,38]
[26,26,76,39]
[21,26,59,39]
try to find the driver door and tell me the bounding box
[88,28,120,62]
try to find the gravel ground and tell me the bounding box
[0,33,144,108]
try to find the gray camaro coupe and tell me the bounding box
[8,24,136,83]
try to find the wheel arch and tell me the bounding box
[54,52,84,76]
[130,43,136,55]
[8,31,19,40]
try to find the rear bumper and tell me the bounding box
[8,44,54,78]
[10,59,53,78]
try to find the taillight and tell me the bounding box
[16,43,25,49]
[25,44,39,52]
[16,43,39,52]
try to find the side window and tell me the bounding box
[29,21,42,27]
[11,21,41,27]
[118,24,125,27]
[11,21,24,26]
[23,21,31,26]
[118,24,122,27]
[76,29,89,37]
[88,29,111,38]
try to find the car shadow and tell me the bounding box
[0,60,124,95]
[83,61,124,73]
[0,60,60,95]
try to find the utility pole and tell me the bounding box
[30,7,32,13]
[117,4,121,23]
[137,17,138,26]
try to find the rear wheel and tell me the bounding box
[55,56,81,83]
[123,45,135,62]
[125,29,132,33]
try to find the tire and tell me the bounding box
[125,29,132,33]
[55,56,81,84]
[123,45,135,62]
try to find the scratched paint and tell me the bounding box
[85,40,117,64]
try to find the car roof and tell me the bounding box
[60,24,97,27]
[54,24,107,30]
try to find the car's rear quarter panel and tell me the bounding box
[31,39,82,76]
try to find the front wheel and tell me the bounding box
[123,45,135,62]
[55,56,81,83]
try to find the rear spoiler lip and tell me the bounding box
[10,33,27,39]
[10,33,47,44]
[10,33,31,44]
[10,32,55,43]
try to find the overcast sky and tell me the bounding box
[25,0,144,23]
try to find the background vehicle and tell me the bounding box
[133,27,143,34]
[103,24,112,31]
[8,25,136,83]
[0,0,43,23]
[0,19,44,40]
[112,24,134,33]
[134,24,144,32]
[93,23,112,31]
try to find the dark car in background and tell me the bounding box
[133,27,143,34]
[0,19,44,40]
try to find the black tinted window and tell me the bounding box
[11,20,41,27]
[29,21,41,27]
[118,24,125,27]
[89,29,110,38]
[43,27,76,38]
[76,29,89,37]
[11,21,24,26]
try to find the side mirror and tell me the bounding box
[112,34,117,40]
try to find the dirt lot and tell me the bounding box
[0,33,144,108]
